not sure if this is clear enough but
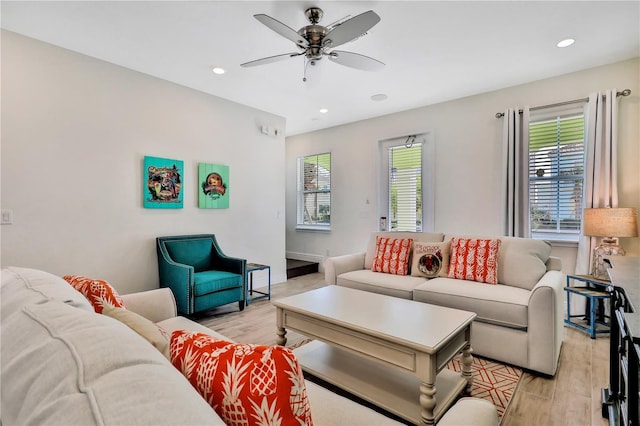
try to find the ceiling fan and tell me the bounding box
[240,7,384,81]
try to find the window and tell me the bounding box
[296,153,331,230]
[380,133,434,232]
[528,106,586,242]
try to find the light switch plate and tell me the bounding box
[1,210,13,225]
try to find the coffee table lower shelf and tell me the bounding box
[294,340,467,425]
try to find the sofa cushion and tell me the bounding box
[448,238,501,284]
[170,330,313,426]
[1,267,93,315]
[159,315,230,339]
[364,232,444,270]
[304,380,403,425]
[495,237,551,290]
[413,278,530,329]
[444,234,551,290]
[63,275,126,313]
[337,269,427,299]
[371,236,413,275]
[0,298,224,425]
[410,241,451,278]
[102,305,170,359]
[194,270,243,295]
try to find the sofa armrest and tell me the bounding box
[324,253,366,285]
[121,288,177,323]
[546,256,562,271]
[527,269,565,375]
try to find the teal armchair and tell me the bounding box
[156,234,246,316]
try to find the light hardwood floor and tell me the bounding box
[196,272,611,426]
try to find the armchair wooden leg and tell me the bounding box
[239,300,245,311]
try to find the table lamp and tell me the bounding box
[583,207,639,279]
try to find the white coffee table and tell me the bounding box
[273,285,476,425]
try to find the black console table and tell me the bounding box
[602,256,639,426]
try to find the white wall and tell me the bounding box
[1,30,287,293]
[286,58,640,274]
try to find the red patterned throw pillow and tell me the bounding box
[63,275,125,313]
[170,330,313,426]
[371,237,414,275]
[448,238,501,284]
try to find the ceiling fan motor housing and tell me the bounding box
[298,25,328,59]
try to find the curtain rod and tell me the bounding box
[495,89,632,118]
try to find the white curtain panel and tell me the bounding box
[575,90,619,275]
[501,107,530,237]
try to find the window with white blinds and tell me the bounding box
[296,153,331,230]
[379,134,434,232]
[388,142,422,231]
[528,107,586,242]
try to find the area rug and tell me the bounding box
[291,339,521,423]
[446,354,522,421]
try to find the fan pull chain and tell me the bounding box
[303,58,309,82]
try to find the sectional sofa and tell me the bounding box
[1,266,498,425]
[325,232,565,376]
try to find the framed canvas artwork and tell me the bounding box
[199,163,229,209]
[144,156,184,208]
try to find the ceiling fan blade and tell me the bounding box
[240,52,302,68]
[324,10,380,48]
[328,50,385,71]
[254,14,308,47]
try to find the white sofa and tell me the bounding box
[1,267,497,425]
[325,232,565,376]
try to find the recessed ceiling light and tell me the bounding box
[211,67,225,75]
[556,38,575,48]
[319,108,328,114]
[371,93,388,101]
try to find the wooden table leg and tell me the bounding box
[419,381,437,425]
[275,306,287,346]
[276,326,287,346]
[461,344,474,394]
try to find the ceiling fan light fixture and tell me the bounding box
[556,38,575,48]
[371,93,388,101]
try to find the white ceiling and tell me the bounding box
[2,1,639,136]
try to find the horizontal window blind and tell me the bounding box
[297,153,331,227]
[529,113,585,240]
[388,142,422,232]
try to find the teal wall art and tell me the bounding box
[199,163,229,209]
[144,156,183,208]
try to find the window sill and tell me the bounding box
[546,240,579,248]
[296,225,331,232]
[532,236,578,248]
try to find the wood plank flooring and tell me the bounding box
[196,272,611,426]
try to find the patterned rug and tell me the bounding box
[446,354,522,421]
[291,339,522,423]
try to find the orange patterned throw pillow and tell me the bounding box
[62,275,125,313]
[448,238,501,284]
[170,330,313,426]
[371,237,414,275]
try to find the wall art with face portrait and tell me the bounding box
[143,156,184,209]
[199,163,229,209]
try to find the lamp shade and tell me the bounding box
[583,208,639,237]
